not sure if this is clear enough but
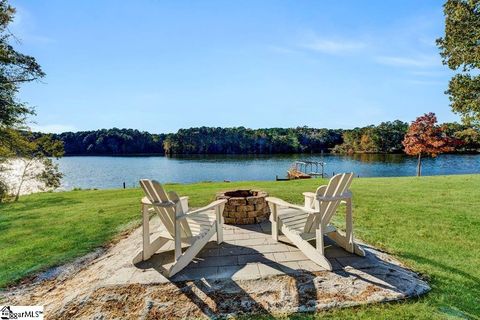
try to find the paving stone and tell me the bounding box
[204,241,221,249]
[128,269,169,284]
[336,254,379,269]
[171,266,220,281]
[231,233,252,240]
[297,260,326,272]
[249,244,291,254]
[324,245,356,258]
[273,251,309,262]
[257,263,286,278]
[219,233,235,241]
[217,263,261,280]
[104,218,413,283]
[235,237,276,246]
[198,248,220,258]
[244,231,269,239]
[218,246,257,256]
[234,225,263,233]
[259,222,271,233]
[190,255,238,268]
[237,253,276,265]
[265,261,302,275]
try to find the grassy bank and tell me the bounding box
[1,175,479,319]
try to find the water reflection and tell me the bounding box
[55,154,480,190]
[347,153,406,164]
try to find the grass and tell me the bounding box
[1,175,479,319]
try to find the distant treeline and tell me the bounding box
[332,120,408,154]
[163,127,342,154]
[333,121,479,154]
[48,127,343,155]
[52,129,166,155]
[35,121,479,156]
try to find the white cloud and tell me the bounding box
[296,29,367,55]
[375,54,440,68]
[30,124,77,133]
[302,38,366,55]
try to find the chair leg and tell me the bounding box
[174,221,182,261]
[282,225,332,270]
[142,204,153,260]
[169,226,216,277]
[216,206,223,244]
[327,230,365,257]
[345,198,354,253]
[316,224,325,255]
[270,203,279,241]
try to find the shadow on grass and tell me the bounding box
[397,252,480,319]
[398,252,479,284]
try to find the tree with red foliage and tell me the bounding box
[402,113,456,176]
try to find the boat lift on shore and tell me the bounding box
[276,160,327,180]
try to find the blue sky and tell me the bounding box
[11,0,457,133]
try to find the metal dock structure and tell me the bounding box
[284,160,327,180]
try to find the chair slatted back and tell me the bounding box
[304,173,354,233]
[140,179,192,238]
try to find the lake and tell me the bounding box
[55,154,480,190]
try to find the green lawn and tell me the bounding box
[1,175,479,319]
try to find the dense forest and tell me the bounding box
[332,120,409,154]
[47,127,343,155]
[163,127,342,154]
[51,129,166,155]
[31,121,480,156]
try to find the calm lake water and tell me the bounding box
[54,154,480,190]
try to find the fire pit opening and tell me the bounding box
[216,189,270,225]
[224,190,257,198]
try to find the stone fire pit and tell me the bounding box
[216,190,270,224]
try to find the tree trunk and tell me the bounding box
[15,177,24,201]
[15,159,30,201]
[416,154,422,177]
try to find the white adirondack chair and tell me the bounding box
[266,173,365,270]
[134,179,227,277]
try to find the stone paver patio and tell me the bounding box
[3,217,430,318]
[132,220,358,283]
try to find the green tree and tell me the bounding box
[12,132,64,201]
[0,0,44,131]
[454,127,480,151]
[0,0,63,200]
[437,0,480,126]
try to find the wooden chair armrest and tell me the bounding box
[266,197,316,214]
[141,196,175,207]
[302,192,316,198]
[142,195,188,206]
[180,199,227,218]
[179,196,189,212]
[302,192,316,208]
